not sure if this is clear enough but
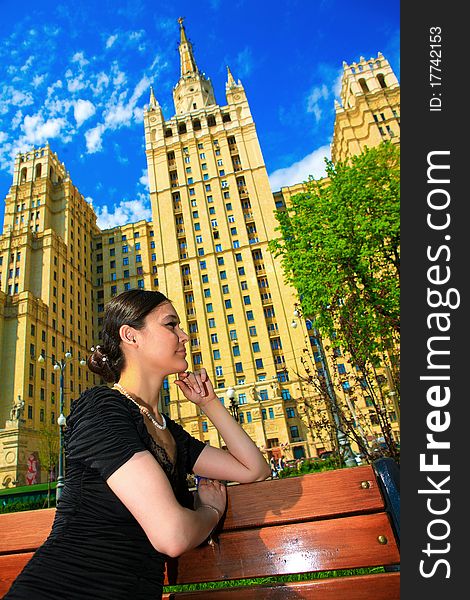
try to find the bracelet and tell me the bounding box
[199,504,222,521]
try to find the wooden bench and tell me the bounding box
[0,458,400,599]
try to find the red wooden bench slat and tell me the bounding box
[0,552,35,597]
[223,466,385,530]
[0,508,55,554]
[166,572,400,600]
[165,512,398,585]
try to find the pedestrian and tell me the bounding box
[5,290,270,599]
[269,456,278,478]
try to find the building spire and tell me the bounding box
[149,85,158,108]
[226,65,236,87]
[178,17,198,77]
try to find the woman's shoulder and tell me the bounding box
[68,385,136,421]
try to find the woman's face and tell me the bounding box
[137,302,189,376]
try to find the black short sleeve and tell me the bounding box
[66,387,148,480]
[167,418,207,473]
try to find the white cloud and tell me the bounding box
[66,72,86,93]
[268,145,330,191]
[12,110,23,129]
[32,74,45,88]
[71,51,89,67]
[235,47,253,78]
[84,75,150,153]
[95,196,151,229]
[306,84,329,122]
[90,72,110,95]
[333,71,343,98]
[20,56,34,72]
[139,169,149,189]
[74,99,96,127]
[85,124,105,153]
[106,34,118,49]
[21,113,67,146]
[113,69,127,87]
[1,87,34,110]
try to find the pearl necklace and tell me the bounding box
[113,383,167,431]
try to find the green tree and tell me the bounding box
[38,426,59,507]
[269,142,400,459]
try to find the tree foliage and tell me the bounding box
[269,141,400,366]
[269,142,400,460]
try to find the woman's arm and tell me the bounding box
[106,450,226,557]
[175,370,271,484]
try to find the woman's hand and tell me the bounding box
[175,368,218,408]
[194,477,227,519]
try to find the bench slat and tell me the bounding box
[166,512,399,585]
[223,466,385,530]
[166,572,400,600]
[0,552,35,597]
[0,508,55,554]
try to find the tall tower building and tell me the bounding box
[142,19,310,451]
[0,27,401,488]
[0,146,99,486]
[331,52,400,163]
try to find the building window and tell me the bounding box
[246,310,254,320]
[202,421,208,432]
[206,303,213,313]
[208,318,216,328]
[252,342,260,352]
[246,412,252,423]
[233,345,240,356]
[290,425,299,438]
[227,314,235,324]
[338,363,347,374]
[213,349,221,360]
[215,366,223,376]
[282,389,292,401]
[255,358,264,369]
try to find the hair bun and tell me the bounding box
[87,346,115,382]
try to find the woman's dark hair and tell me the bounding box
[87,289,170,382]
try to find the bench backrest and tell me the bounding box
[0,463,400,599]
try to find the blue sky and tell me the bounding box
[0,0,400,231]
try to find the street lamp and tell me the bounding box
[291,309,357,467]
[226,386,239,422]
[38,351,86,501]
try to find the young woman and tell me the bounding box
[5,290,270,599]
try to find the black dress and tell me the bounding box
[3,385,206,600]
